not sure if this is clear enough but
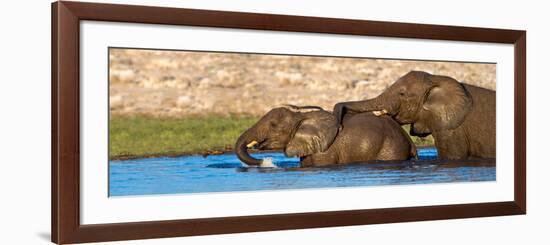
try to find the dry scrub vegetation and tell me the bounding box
[109,49,495,118]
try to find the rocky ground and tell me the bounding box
[109,48,496,118]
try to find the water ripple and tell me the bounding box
[109,148,495,196]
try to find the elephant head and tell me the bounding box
[235,105,339,166]
[334,71,473,136]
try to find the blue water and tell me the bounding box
[109,148,495,196]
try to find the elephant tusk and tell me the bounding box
[373,109,388,116]
[246,141,259,148]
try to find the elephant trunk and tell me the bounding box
[235,130,263,166]
[372,92,400,115]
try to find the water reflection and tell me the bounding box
[109,148,496,196]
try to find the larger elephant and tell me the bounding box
[235,105,415,167]
[333,71,495,160]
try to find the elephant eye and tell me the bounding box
[399,92,405,96]
[270,121,277,127]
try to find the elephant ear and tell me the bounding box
[284,111,339,157]
[420,76,473,131]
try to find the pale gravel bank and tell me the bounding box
[109,48,496,118]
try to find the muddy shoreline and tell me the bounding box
[109,146,436,161]
[110,149,282,161]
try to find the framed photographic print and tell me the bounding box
[51,1,526,244]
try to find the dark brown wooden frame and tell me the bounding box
[52,1,526,244]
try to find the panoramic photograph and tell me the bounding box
[108,48,496,196]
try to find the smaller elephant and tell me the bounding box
[235,105,416,167]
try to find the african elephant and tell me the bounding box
[333,71,495,160]
[235,105,416,167]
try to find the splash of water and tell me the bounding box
[239,157,278,168]
[261,157,278,168]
